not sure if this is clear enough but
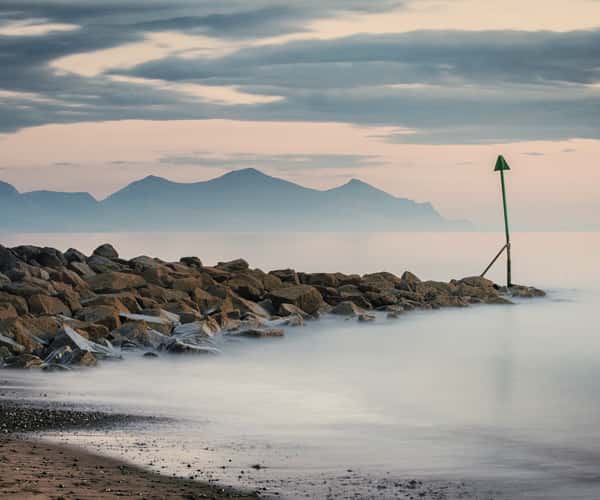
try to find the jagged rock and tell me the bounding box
[4,353,43,369]
[65,248,87,263]
[230,294,271,319]
[278,303,308,318]
[93,243,119,259]
[0,318,44,353]
[0,272,10,286]
[86,272,146,293]
[362,272,401,291]
[27,294,70,316]
[330,301,366,317]
[171,277,201,293]
[120,310,179,335]
[1,282,48,298]
[216,258,249,273]
[229,328,284,338]
[0,333,25,355]
[269,285,324,315]
[0,302,19,320]
[190,287,221,313]
[364,291,398,308]
[269,269,299,285]
[227,274,264,301]
[302,273,339,288]
[69,261,96,277]
[36,247,67,269]
[508,285,546,298]
[50,326,120,359]
[76,305,121,330]
[130,255,165,271]
[87,254,122,273]
[180,256,202,268]
[1,297,23,315]
[0,245,18,272]
[109,321,166,349]
[358,313,376,322]
[81,295,130,314]
[142,266,173,287]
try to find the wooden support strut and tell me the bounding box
[481,243,508,279]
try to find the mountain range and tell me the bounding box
[0,168,469,231]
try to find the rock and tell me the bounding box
[269,285,324,315]
[130,255,166,271]
[269,269,300,285]
[0,318,44,353]
[258,298,277,316]
[229,328,284,338]
[230,294,271,319]
[120,310,179,335]
[81,295,130,314]
[226,274,264,301]
[0,245,19,272]
[86,272,146,293]
[216,258,249,273]
[4,353,43,369]
[171,277,201,293]
[362,272,401,291]
[0,292,28,315]
[508,285,546,298]
[364,291,398,308]
[190,288,221,314]
[110,321,165,349]
[36,247,67,269]
[69,261,96,277]
[180,256,202,268]
[50,326,121,359]
[87,254,121,273]
[330,301,366,317]
[0,302,18,321]
[0,333,25,355]
[93,243,119,259]
[173,320,219,339]
[27,294,70,316]
[0,272,10,286]
[278,303,308,318]
[358,313,376,322]
[142,266,173,287]
[73,350,97,367]
[143,351,159,358]
[75,305,122,330]
[64,248,87,263]
[397,271,422,292]
[302,273,339,288]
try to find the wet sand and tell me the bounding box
[0,401,258,500]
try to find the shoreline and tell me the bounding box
[0,398,260,499]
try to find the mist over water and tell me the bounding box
[3,232,600,498]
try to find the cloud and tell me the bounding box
[522,152,545,156]
[0,2,599,144]
[159,152,385,171]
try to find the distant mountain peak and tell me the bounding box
[0,180,19,197]
[220,168,271,180]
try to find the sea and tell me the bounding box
[1,231,599,499]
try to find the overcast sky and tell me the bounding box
[0,0,598,229]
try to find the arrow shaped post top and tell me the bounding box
[494,155,511,172]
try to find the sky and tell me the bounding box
[0,0,599,229]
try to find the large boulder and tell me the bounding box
[0,292,28,315]
[0,245,18,273]
[269,269,300,285]
[0,303,18,320]
[27,294,70,316]
[179,256,203,269]
[301,273,339,288]
[216,258,249,273]
[75,305,122,330]
[87,255,121,274]
[36,247,67,269]
[86,272,146,293]
[93,243,119,259]
[69,261,96,278]
[226,274,264,301]
[64,248,87,263]
[330,301,366,317]
[269,285,324,315]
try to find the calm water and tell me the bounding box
[2,232,600,498]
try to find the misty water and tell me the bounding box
[2,232,600,498]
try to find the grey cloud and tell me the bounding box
[0,1,599,144]
[159,153,384,171]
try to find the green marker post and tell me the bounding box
[495,155,512,287]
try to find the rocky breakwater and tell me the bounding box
[0,243,545,370]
